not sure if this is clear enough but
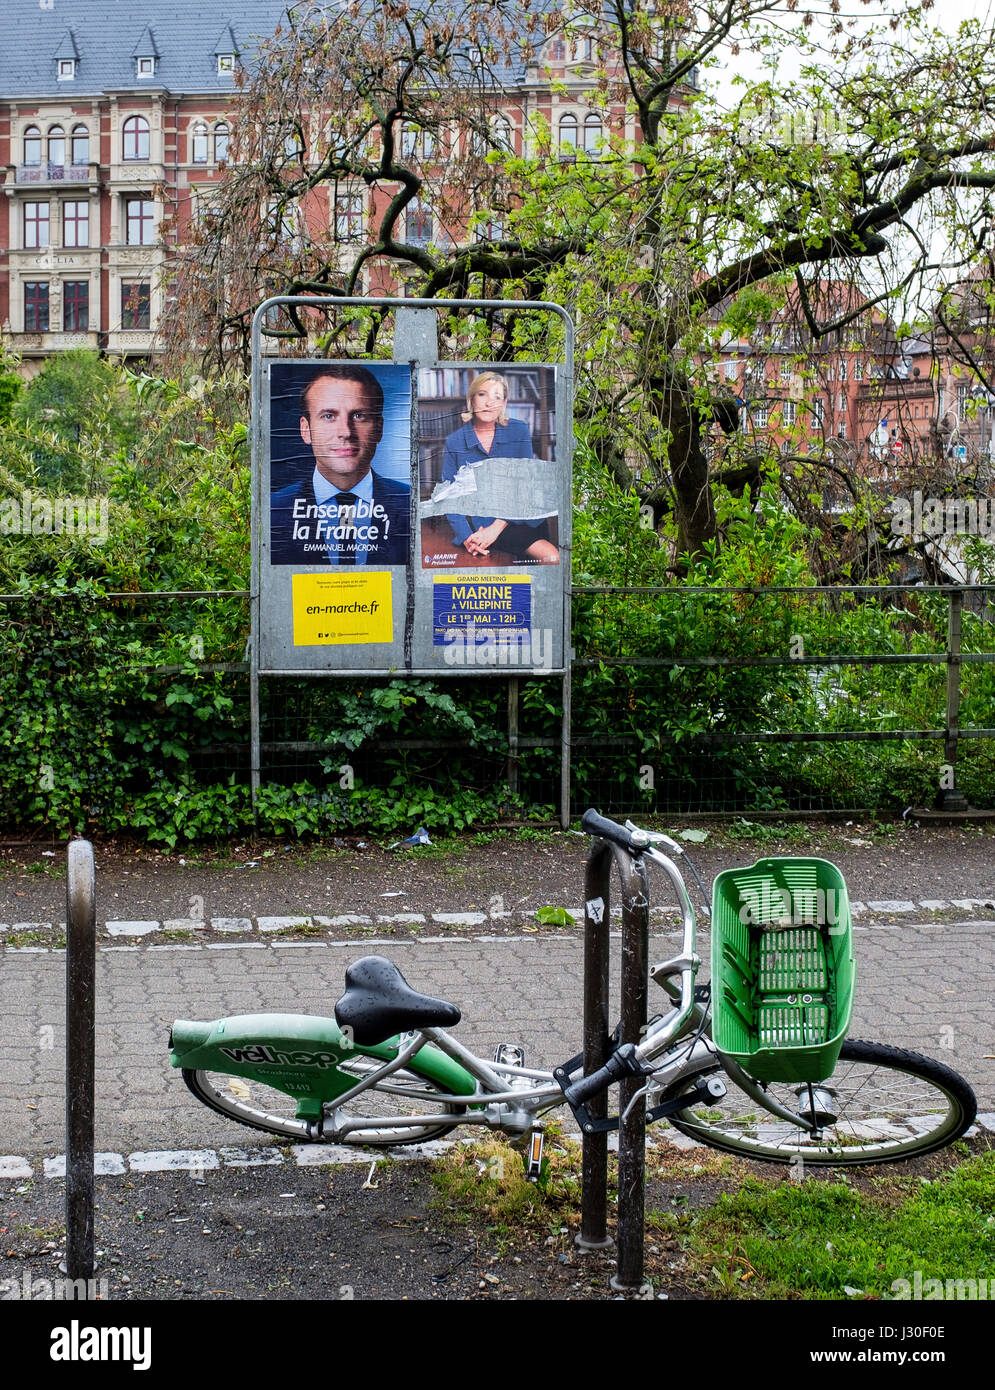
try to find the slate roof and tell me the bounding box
[0,0,291,97]
[0,0,538,99]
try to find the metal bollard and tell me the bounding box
[66,839,96,1282]
[613,851,649,1292]
[576,839,613,1251]
[576,836,650,1292]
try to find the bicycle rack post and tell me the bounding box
[66,839,96,1282]
[613,850,649,1293]
[576,838,650,1294]
[576,840,614,1251]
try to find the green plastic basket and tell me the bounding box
[710,857,856,1082]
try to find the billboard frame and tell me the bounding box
[249,295,575,827]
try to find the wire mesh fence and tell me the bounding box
[2,582,992,836]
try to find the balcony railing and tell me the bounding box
[16,162,91,183]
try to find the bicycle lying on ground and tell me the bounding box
[169,810,977,1170]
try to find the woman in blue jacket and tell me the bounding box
[442,372,559,564]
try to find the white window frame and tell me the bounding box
[334,188,364,242]
[213,123,230,163]
[217,54,235,75]
[137,57,156,79]
[191,122,209,164]
[58,59,76,81]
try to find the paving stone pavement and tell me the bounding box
[1,920,991,1164]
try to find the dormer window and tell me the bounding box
[217,53,235,75]
[131,27,159,82]
[54,28,80,83]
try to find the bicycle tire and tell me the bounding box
[660,1039,977,1166]
[183,1059,466,1146]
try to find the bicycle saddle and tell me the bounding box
[334,955,461,1045]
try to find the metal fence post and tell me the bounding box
[939,588,968,810]
[66,839,96,1283]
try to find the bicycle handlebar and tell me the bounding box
[580,808,647,851]
[562,1044,645,1108]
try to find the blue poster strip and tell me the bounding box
[432,575,532,644]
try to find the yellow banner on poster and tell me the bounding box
[292,571,393,646]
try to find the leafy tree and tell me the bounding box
[163,0,995,569]
[11,350,138,489]
[0,371,23,425]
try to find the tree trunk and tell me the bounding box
[654,374,717,557]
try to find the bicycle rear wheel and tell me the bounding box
[184,1060,465,1145]
[661,1039,977,1166]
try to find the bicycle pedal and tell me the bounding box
[494,1043,526,1068]
[525,1129,544,1182]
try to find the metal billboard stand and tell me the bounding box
[249,296,574,827]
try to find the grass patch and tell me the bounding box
[22,860,65,877]
[3,929,53,947]
[678,1149,995,1300]
[431,1129,582,1251]
[514,827,559,844]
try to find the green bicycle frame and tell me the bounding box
[169,1014,479,1123]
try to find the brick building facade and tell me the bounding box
[2,3,669,375]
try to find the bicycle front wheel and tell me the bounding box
[661,1039,977,1166]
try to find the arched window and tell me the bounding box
[405,197,432,248]
[583,113,602,154]
[191,121,208,164]
[24,126,42,165]
[558,113,577,155]
[491,116,512,151]
[122,115,150,161]
[48,126,65,167]
[213,123,229,163]
[71,125,90,166]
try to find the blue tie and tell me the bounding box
[335,491,357,565]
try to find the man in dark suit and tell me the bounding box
[270,365,410,566]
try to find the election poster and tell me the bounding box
[417,366,559,569]
[269,362,411,567]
